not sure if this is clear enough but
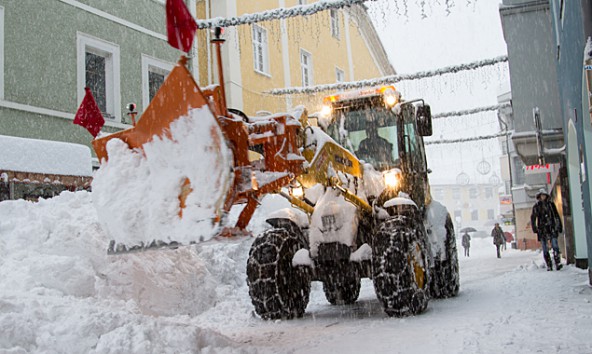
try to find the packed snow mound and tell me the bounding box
[92,107,233,247]
[0,134,92,176]
[0,191,257,353]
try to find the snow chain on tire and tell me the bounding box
[430,215,460,298]
[246,228,311,320]
[372,216,430,317]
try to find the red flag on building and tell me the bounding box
[74,87,105,138]
[166,0,197,53]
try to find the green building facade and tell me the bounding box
[0,0,187,165]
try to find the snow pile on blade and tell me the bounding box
[92,107,233,250]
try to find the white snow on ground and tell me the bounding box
[1,192,591,353]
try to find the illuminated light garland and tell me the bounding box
[267,56,508,95]
[425,132,509,146]
[433,103,512,119]
[195,0,374,29]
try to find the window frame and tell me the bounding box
[300,49,313,87]
[252,24,270,76]
[471,209,479,221]
[335,67,345,83]
[141,54,173,112]
[77,32,121,121]
[330,9,341,39]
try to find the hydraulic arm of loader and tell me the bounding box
[92,36,306,252]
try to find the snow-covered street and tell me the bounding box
[0,192,590,353]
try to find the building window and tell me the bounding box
[0,5,4,100]
[86,52,107,113]
[330,9,340,39]
[141,55,173,112]
[300,49,313,87]
[471,210,478,221]
[454,209,461,219]
[335,67,345,83]
[298,0,306,4]
[77,32,120,121]
[469,188,478,199]
[485,187,493,198]
[252,24,269,75]
[452,188,460,199]
[488,209,495,220]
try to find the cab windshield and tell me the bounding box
[330,99,400,171]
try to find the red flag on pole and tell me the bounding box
[166,0,197,53]
[74,87,105,138]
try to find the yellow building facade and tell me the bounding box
[193,0,394,116]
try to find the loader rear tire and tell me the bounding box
[322,263,361,305]
[372,216,429,317]
[430,215,460,298]
[246,228,311,320]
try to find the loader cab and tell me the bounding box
[322,87,432,207]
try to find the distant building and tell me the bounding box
[431,183,503,236]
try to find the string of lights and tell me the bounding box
[195,0,374,29]
[267,56,508,95]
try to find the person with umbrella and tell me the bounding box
[530,188,563,271]
[460,227,475,257]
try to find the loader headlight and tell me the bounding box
[384,169,402,189]
[290,185,304,199]
[320,104,332,117]
[383,88,399,107]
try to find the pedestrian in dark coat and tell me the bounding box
[531,189,563,271]
[462,232,471,257]
[491,223,505,258]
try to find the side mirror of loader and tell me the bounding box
[416,105,433,137]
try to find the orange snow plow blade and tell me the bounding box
[92,57,209,162]
[91,57,235,254]
[90,54,307,255]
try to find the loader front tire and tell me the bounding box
[372,216,430,317]
[430,215,460,298]
[246,228,311,320]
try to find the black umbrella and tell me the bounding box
[460,227,478,233]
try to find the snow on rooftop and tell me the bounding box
[0,135,92,177]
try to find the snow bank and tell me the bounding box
[92,107,233,247]
[0,135,92,176]
[0,191,258,353]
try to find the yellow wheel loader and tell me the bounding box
[245,86,459,319]
[86,26,458,320]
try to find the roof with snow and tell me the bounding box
[0,135,92,177]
